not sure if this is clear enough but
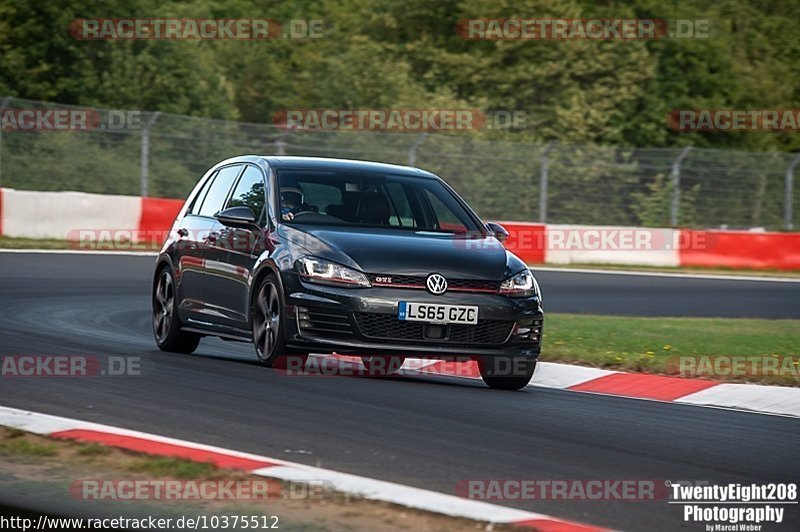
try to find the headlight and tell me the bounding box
[297,257,371,288]
[499,270,540,299]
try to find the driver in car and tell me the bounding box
[280,182,317,221]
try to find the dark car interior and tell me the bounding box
[278,171,474,233]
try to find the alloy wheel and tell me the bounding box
[254,282,281,362]
[153,270,174,343]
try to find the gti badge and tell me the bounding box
[426,273,448,295]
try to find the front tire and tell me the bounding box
[153,267,200,354]
[477,356,536,390]
[252,275,307,370]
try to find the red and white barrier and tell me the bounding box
[0,188,142,240]
[679,229,800,270]
[541,224,680,267]
[1,187,799,270]
[138,196,184,234]
[500,222,800,271]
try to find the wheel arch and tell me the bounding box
[248,259,285,327]
[152,255,175,295]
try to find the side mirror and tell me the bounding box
[485,221,509,243]
[215,206,257,228]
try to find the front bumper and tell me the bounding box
[281,272,543,359]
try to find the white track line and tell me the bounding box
[676,383,800,418]
[0,405,608,531]
[0,249,158,256]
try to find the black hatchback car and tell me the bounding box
[152,156,543,389]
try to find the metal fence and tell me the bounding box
[1,97,797,230]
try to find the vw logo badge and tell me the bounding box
[426,273,448,295]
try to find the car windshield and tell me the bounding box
[277,169,483,234]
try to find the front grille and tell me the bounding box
[367,274,500,293]
[356,313,424,339]
[367,274,422,287]
[447,278,501,292]
[449,321,515,344]
[355,313,513,345]
[297,308,354,336]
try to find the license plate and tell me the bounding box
[398,302,478,325]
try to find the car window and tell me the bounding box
[302,182,342,214]
[422,189,468,232]
[226,166,266,219]
[384,182,416,227]
[188,170,217,215]
[197,165,242,217]
[277,169,480,233]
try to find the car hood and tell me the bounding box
[281,225,524,279]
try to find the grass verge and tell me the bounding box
[0,235,159,251]
[541,313,800,386]
[0,426,521,531]
[0,236,74,250]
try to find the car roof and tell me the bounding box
[217,155,438,179]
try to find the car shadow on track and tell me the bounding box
[150,342,528,391]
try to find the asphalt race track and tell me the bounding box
[534,267,800,319]
[1,252,798,531]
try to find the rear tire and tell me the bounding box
[153,267,201,354]
[252,275,307,370]
[477,356,536,390]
